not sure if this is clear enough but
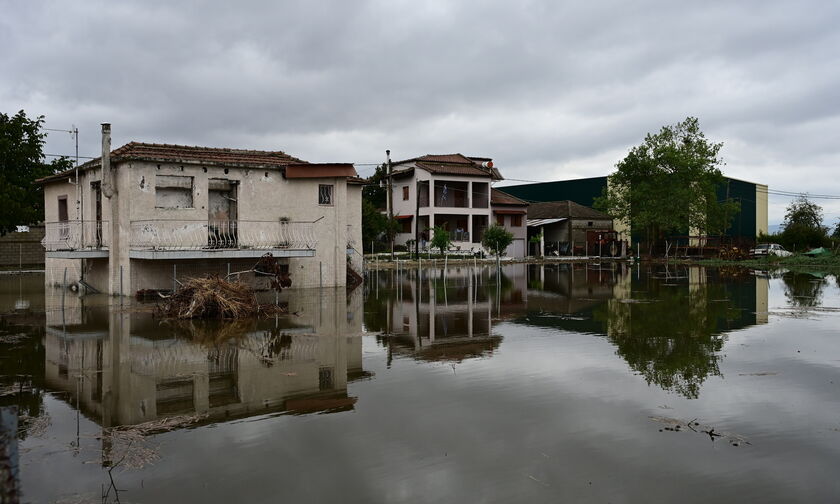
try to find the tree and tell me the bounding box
[361,199,399,253]
[781,195,828,250]
[362,163,387,210]
[430,226,451,255]
[594,117,740,252]
[482,225,514,258]
[1,110,72,235]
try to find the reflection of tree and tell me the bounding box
[782,272,826,307]
[594,268,737,399]
[0,319,45,439]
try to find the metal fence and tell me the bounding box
[129,220,318,251]
[42,221,109,251]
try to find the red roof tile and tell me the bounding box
[491,188,528,206]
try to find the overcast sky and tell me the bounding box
[2,0,838,225]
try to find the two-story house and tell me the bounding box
[38,124,362,296]
[388,154,527,257]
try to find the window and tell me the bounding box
[155,175,193,208]
[511,214,522,227]
[402,186,409,200]
[319,184,333,205]
[587,221,593,227]
[401,218,412,234]
[496,214,505,226]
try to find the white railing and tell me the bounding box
[129,220,318,251]
[42,221,109,251]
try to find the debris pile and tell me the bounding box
[156,275,285,319]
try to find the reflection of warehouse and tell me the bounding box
[43,289,365,427]
[369,265,527,362]
[512,265,768,337]
[499,176,768,242]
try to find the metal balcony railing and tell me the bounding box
[42,221,109,251]
[129,220,318,251]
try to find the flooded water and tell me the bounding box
[1,264,839,503]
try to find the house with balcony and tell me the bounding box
[388,154,527,257]
[37,124,363,296]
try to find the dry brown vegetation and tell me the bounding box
[156,275,285,320]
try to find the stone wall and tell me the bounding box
[0,226,45,268]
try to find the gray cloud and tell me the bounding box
[2,0,839,223]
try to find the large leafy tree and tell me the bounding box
[781,195,828,249]
[1,110,72,235]
[595,117,739,248]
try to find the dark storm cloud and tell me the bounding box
[2,0,839,222]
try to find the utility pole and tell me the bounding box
[415,179,420,258]
[386,149,393,260]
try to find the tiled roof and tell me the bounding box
[37,142,309,183]
[490,189,528,206]
[415,154,474,164]
[390,153,502,180]
[415,161,492,177]
[527,201,612,220]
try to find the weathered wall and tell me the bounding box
[41,156,360,294]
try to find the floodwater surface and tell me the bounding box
[1,264,839,503]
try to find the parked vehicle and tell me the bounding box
[750,243,792,257]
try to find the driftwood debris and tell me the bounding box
[156,276,285,320]
[155,254,290,320]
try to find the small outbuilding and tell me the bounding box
[523,200,614,256]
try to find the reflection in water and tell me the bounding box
[782,271,828,307]
[41,288,365,429]
[364,265,529,364]
[366,263,769,399]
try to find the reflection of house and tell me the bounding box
[43,289,364,426]
[388,154,527,257]
[370,265,527,361]
[38,125,363,295]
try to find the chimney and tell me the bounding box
[101,123,115,198]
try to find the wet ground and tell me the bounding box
[1,264,839,503]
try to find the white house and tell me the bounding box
[387,153,527,257]
[38,124,363,295]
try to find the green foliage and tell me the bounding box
[779,196,829,250]
[482,225,514,257]
[0,110,71,235]
[594,117,740,247]
[361,199,400,252]
[832,220,840,240]
[362,163,387,210]
[430,226,451,255]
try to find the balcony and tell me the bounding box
[42,220,318,260]
[129,220,318,259]
[43,221,110,258]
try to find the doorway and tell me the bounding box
[208,179,238,248]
